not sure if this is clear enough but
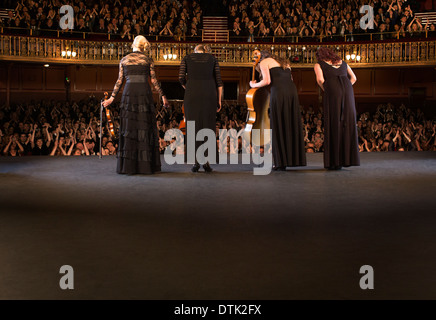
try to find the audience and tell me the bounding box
[2,0,203,40]
[226,0,435,42]
[1,97,435,157]
[2,0,434,42]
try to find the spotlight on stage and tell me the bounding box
[62,50,66,57]
[351,53,356,60]
[346,54,351,60]
[72,51,77,57]
[356,55,361,61]
[44,64,49,67]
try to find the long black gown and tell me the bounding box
[269,67,306,167]
[110,51,165,174]
[319,60,360,168]
[178,53,223,160]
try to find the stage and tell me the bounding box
[0,152,435,300]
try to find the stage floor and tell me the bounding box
[0,152,435,299]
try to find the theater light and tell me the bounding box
[346,54,351,60]
[62,51,66,57]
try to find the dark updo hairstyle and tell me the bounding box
[259,50,290,69]
[315,47,342,65]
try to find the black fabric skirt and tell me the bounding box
[116,82,161,174]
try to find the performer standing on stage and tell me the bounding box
[314,47,360,170]
[178,44,223,172]
[249,50,306,170]
[103,35,169,175]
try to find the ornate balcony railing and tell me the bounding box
[0,34,435,67]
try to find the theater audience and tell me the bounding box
[1,97,434,157]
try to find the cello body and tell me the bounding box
[245,86,270,146]
[244,51,271,147]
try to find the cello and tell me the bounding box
[244,50,271,146]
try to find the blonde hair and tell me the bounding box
[132,35,150,52]
[194,44,205,53]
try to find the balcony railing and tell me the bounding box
[0,33,435,67]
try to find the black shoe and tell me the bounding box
[327,166,342,170]
[203,163,213,173]
[272,166,286,171]
[191,163,200,172]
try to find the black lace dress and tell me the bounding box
[110,51,165,174]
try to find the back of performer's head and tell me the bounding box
[132,35,150,52]
[316,47,341,65]
[204,44,212,53]
[259,50,289,69]
[194,44,205,53]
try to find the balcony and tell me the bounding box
[0,31,435,68]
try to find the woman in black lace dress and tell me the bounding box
[103,36,169,175]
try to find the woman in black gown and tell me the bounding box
[249,50,306,170]
[178,44,223,172]
[103,36,169,175]
[314,47,360,170]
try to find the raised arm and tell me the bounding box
[45,125,52,147]
[15,139,24,153]
[347,65,357,85]
[30,124,37,149]
[314,63,325,91]
[50,137,58,156]
[3,136,12,155]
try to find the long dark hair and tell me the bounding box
[315,47,341,65]
[259,50,289,69]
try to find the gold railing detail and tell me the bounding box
[1,35,435,67]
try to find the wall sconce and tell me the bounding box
[62,47,77,59]
[346,52,360,62]
[163,52,177,60]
